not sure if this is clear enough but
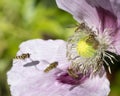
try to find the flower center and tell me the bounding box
[76,35,98,58]
[66,23,116,76]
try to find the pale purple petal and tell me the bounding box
[56,0,118,33]
[87,0,120,38]
[56,0,100,29]
[86,0,113,12]
[18,39,66,63]
[7,39,110,96]
[108,0,120,54]
[110,0,120,20]
[96,7,117,33]
[112,30,120,54]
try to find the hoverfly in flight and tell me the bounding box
[44,62,58,73]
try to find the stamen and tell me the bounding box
[103,51,118,68]
[103,57,111,74]
[103,53,114,64]
[106,52,117,61]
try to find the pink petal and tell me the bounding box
[7,39,110,96]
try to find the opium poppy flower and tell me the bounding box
[7,0,120,96]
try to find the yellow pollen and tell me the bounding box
[76,38,96,58]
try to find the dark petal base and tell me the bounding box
[56,72,89,85]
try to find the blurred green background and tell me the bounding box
[0,0,120,96]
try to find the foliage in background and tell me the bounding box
[0,0,119,96]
